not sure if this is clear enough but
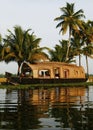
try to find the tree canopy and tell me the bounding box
[0,2,93,75]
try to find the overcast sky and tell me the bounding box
[0,0,93,74]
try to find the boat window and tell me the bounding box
[74,70,78,76]
[38,69,50,78]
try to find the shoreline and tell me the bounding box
[0,81,93,89]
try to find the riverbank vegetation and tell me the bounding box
[0,2,93,77]
[0,82,93,89]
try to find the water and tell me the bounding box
[0,86,93,130]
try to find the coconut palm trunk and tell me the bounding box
[65,26,71,62]
[79,54,81,66]
[85,55,89,77]
[17,61,22,76]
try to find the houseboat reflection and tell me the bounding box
[6,86,86,106]
[1,86,93,130]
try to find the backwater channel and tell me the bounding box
[0,85,93,130]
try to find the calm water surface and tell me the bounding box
[0,86,93,130]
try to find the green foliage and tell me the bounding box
[3,26,49,75]
[54,2,85,61]
[0,74,5,78]
[49,40,75,63]
[0,82,93,89]
[0,2,93,76]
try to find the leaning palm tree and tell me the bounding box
[3,26,30,75]
[3,26,49,75]
[54,2,85,61]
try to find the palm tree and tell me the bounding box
[49,40,74,63]
[82,20,93,43]
[71,30,84,66]
[0,35,9,62]
[83,45,93,76]
[49,40,67,62]
[54,2,85,61]
[22,32,49,63]
[3,26,29,75]
[3,26,49,75]
[81,21,93,76]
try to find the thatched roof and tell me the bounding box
[21,61,83,70]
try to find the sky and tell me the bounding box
[0,0,93,74]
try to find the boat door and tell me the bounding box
[63,69,69,78]
[54,68,60,78]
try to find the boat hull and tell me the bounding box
[8,77,87,84]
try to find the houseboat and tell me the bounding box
[7,61,87,84]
